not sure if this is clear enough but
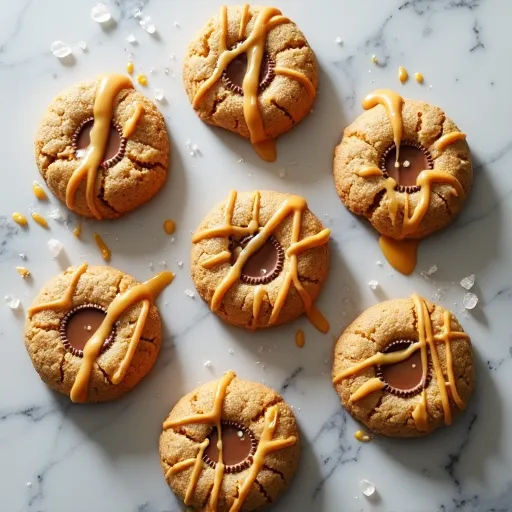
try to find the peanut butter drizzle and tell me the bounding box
[93,233,111,262]
[12,212,28,226]
[362,89,404,162]
[163,219,176,235]
[193,191,330,333]
[379,236,419,275]
[201,251,232,269]
[295,329,305,348]
[332,294,470,430]
[435,131,466,151]
[251,285,266,330]
[31,212,48,228]
[123,101,144,138]
[32,181,47,200]
[163,371,296,511]
[66,74,139,220]
[70,270,174,402]
[28,262,89,318]
[192,5,311,162]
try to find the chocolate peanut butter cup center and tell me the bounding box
[73,118,126,168]
[223,49,275,95]
[60,304,115,357]
[380,141,433,193]
[376,340,429,397]
[230,235,284,285]
[203,421,257,473]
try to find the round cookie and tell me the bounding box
[183,4,318,160]
[159,371,299,511]
[190,190,330,331]
[332,295,475,437]
[35,74,170,220]
[333,90,472,240]
[25,263,172,403]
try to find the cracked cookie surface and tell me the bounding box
[35,78,170,219]
[332,296,475,437]
[25,265,162,402]
[333,97,472,239]
[159,372,299,511]
[183,4,318,142]
[190,190,330,330]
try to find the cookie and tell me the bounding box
[332,294,475,437]
[35,74,170,220]
[183,4,318,162]
[190,190,330,332]
[159,371,299,511]
[333,89,472,274]
[24,263,173,403]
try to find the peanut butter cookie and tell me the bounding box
[332,295,475,437]
[35,74,170,220]
[190,190,330,332]
[159,371,299,511]
[333,89,472,274]
[183,4,318,161]
[25,263,173,403]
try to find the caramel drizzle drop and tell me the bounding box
[332,294,470,430]
[192,5,314,162]
[295,329,305,348]
[93,233,111,262]
[28,262,172,401]
[66,75,142,220]
[12,212,28,226]
[193,191,330,333]
[32,182,48,200]
[32,212,48,228]
[162,371,296,511]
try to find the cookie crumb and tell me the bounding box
[5,295,20,310]
[16,267,30,278]
[360,479,375,497]
[185,289,195,298]
[51,41,72,59]
[47,239,63,258]
[91,3,111,23]
[368,280,379,290]
[460,274,475,290]
[398,65,409,84]
[463,292,478,310]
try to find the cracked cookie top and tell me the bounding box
[183,4,318,162]
[35,74,170,219]
[333,91,472,241]
[190,190,330,331]
[24,264,166,403]
[159,371,299,511]
[332,295,475,438]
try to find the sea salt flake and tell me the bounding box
[174,21,180,28]
[91,3,111,23]
[463,292,478,310]
[427,265,438,276]
[51,41,72,59]
[237,430,243,438]
[376,260,383,266]
[5,295,20,310]
[228,348,234,355]
[133,9,142,18]
[79,41,87,51]
[368,280,379,290]
[204,360,211,368]
[278,167,286,179]
[360,479,375,497]
[140,16,156,34]
[335,36,342,44]
[19,253,26,260]
[178,261,183,267]
[460,274,475,290]
[47,239,63,258]
[185,289,195,298]
[164,67,169,74]
[154,88,164,101]
[126,33,137,44]
[49,209,64,222]
[403,160,410,168]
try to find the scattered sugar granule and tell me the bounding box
[91,3,111,23]
[47,239,63,258]
[19,253,26,260]
[78,41,87,51]
[178,261,183,268]
[49,209,65,222]
[228,349,234,355]
[154,88,164,101]
[460,274,475,290]
[5,295,20,310]
[278,167,286,179]
[368,280,379,290]
[51,41,72,59]
[185,138,200,156]
[359,479,375,497]
[463,292,478,310]
[376,260,383,266]
[335,36,342,44]
[204,360,211,368]
[184,289,195,298]
[140,16,156,34]
[126,33,137,44]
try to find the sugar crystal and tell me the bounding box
[185,289,195,298]
[154,88,164,101]
[140,16,156,34]
[204,360,211,368]
[47,239,63,258]
[79,41,87,51]
[335,36,342,44]
[91,3,111,23]
[51,41,72,59]
[460,274,475,290]
[49,209,65,222]
[359,479,375,497]
[463,292,478,310]
[5,295,20,310]
[126,33,137,44]
[368,280,379,290]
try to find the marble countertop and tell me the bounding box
[1,0,511,511]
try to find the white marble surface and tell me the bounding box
[1,0,511,511]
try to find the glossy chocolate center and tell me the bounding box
[65,307,106,352]
[204,425,253,467]
[242,238,279,280]
[380,342,424,391]
[225,52,271,92]
[75,121,121,163]
[384,145,431,187]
